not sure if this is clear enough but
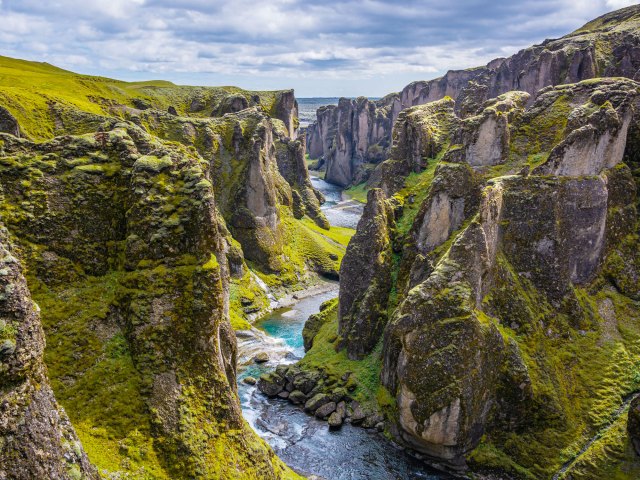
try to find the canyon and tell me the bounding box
[1,4,640,480]
[306,5,640,188]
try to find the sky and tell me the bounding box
[0,0,637,97]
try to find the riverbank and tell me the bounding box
[236,286,446,480]
[234,170,448,479]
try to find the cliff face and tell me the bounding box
[307,5,640,187]
[0,56,329,479]
[0,227,97,480]
[335,77,640,477]
[0,123,297,478]
[307,94,401,186]
[337,189,395,359]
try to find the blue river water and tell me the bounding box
[236,287,447,480]
[235,172,448,479]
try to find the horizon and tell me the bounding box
[0,0,637,97]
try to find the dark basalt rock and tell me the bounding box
[258,372,286,397]
[0,106,19,137]
[304,393,331,413]
[628,396,640,455]
[315,401,337,419]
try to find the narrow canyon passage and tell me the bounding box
[235,176,445,479]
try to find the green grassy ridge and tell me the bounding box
[0,55,283,141]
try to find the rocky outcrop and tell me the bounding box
[338,189,395,359]
[257,362,382,430]
[274,130,328,228]
[0,121,294,478]
[308,4,640,187]
[367,97,459,195]
[133,106,328,273]
[338,77,640,476]
[0,227,97,480]
[307,94,401,186]
[273,89,300,139]
[0,106,19,137]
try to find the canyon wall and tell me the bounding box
[0,57,328,478]
[333,76,640,477]
[307,5,640,187]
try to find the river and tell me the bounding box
[236,175,447,479]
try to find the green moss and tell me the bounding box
[134,155,173,173]
[344,182,369,203]
[75,162,121,177]
[559,411,640,480]
[510,92,573,163]
[468,442,538,480]
[299,217,355,247]
[32,272,172,479]
[229,270,270,331]
[394,159,440,235]
[299,300,382,409]
[202,253,220,271]
[471,253,640,479]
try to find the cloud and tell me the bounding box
[0,0,632,96]
[606,0,638,8]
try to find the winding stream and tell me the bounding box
[236,176,446,479]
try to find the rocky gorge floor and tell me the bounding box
[236,287,446,480]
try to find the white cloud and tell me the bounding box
[606,0,638,8]
[0,0,634,96]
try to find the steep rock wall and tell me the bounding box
[308,5,640,187]
[0,123,296,479]
[338,78,640,477]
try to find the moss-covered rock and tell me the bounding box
[334,77,640,478]
[0,226,97,480]
[338,189,395,359]
[0,123,299,479]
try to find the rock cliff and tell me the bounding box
[331,77,640,478]
[0,56,330,479]
[308,5,640,187]
[0,226,98,480]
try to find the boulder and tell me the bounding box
[304,393,330,413]
[254,352,269,363]
[288,390,307,405]
[350,401,367,424]
[315,401,337,419]
[258,372,285,397]
[328,411,343,429]
[243,376,257,385]
[292,371,319,394]
[277,391,290,400]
